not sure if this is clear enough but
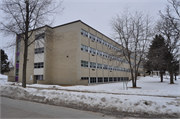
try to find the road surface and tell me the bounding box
[1,96,116,118]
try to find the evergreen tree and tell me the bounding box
[1,49,10,74]
[145,34,168,82]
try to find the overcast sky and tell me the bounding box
[0,0,169,61]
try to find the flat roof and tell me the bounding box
[52,20,120,46]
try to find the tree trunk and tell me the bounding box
[175,73,177,81]
[131,69,135,87]
[22,1,29,88]
[160,71,163,82]
[22,41,28,88]
[170,72,174,84]
[133,71,137,87]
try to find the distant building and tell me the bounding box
[12,20,144,85]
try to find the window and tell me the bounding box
[81,45,88,52]
[16,69,19,76]
[97,63,102,69]
[34,62,44,68]
[109,77,113,82]
[103,52,108,58]
[90,62,96,68]
[109,66,112,70]
[17,40,20,52]
[121,77,124,81]
[120,67,124,71]
[16,55,19,63]
[81,60,88,67]
[35,33,45,40]
[97,37,103,44]
[104,77,108,82]
[90,77,96,83]
[103,65,108,70]
[35,75,43,80]
[81,29,88,37]
[108,44,112,49]
[98,77,103,82]
[114,77,117,81]
[103,41,108,46]
[35,47,44,54]
[89,47,96,55]
[97,50,102,56]
[89,33,96,41]
[81,77,88,80]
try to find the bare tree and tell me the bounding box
[156,0,180,84]
[159,0,180,32]
[110,9,154,87]
[0,0,64,88]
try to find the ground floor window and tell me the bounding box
[104,77,108,82]
[109,77,113,82]
[35,75,43,80]
[98,77,103,82]
[90,77,96,83]
[87,77,129,83]
[81,77,88,80]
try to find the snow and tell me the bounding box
[0,74,8,86]
[6,75,179,97]
[1,75,180,116]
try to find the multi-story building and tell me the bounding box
[13,20,144,85]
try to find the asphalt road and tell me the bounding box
[1,97,116,119]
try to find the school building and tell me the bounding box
[12,20,144,85]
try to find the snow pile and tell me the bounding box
[1,85,180,116]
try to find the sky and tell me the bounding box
[0,0,169,62]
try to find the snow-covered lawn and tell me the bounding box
[1,76,180,117]
[3,75,179,97]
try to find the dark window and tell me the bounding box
[90,77,96,83]
[109,77,113,82]
[104,77,108,82]
[81,77,89,80]
[16,69,19,76]
[121,77,124,81]
[98,77,103,82]
[35,75,43,80]
[97,63,102,69]
[97,50,102,56]
[97,37,103,44]
[81,29,88,37]
[81,45,88,52]
[35,47,44,54]
[89,33,96,41]
[89,47,96,55]
[81,60,88,67]
[103,65,108,70]
[16,55,19,63]
[34,62,44,68]
[90,62,96,68]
